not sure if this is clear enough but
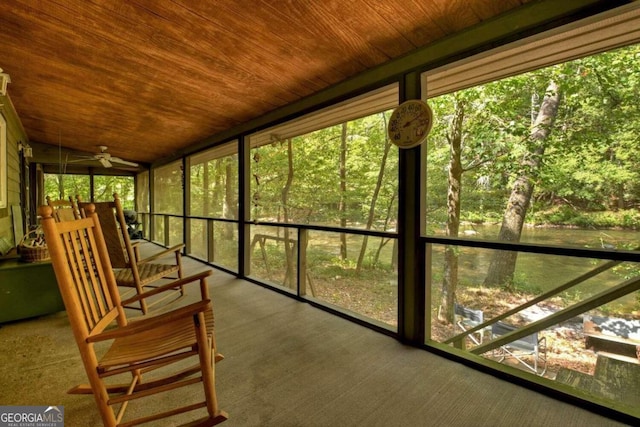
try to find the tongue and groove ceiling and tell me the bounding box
[1,0,542,169]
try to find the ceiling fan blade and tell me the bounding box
[67,156,94,163]
[99,158,112,168]
[109,157,139,167]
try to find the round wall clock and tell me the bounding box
[387,99,433,149]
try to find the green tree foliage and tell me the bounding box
[43,174,135,210]
[44,173,90,202]
[94,176,135,209]
[427,44,640,234]
[190,154,238,219]
[154,161,184,214]
[540,45,640,211]
[250,112,398,229]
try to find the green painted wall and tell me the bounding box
[0,94,29,248]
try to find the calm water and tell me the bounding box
[433,224,640,311]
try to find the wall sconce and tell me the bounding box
[0,68,11,96]
[18,142,32,158]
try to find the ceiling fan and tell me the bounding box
[72,146,139,168]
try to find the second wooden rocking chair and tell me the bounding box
[77,194,185,314]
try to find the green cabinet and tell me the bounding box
[0,258,65,323]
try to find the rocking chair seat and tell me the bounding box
[114,263,180,288]
[99,301,212,369]
[101,305,218,369]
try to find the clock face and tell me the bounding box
[388,100,433,149]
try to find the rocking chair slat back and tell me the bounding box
[46,195,79,222]
[77,199,131,269]
[41,205,126,337]
[76,193,185,315]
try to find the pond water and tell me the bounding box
[434,224,640,311]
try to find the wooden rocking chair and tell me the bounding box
[76,194,185,314]
[39,204,227,426]
[46,195,79,222]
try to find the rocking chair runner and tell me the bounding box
[76,194,185,314]
[39,204,227,426]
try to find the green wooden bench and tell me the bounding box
[0,255,64,323]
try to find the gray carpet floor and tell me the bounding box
[0,254,631,426]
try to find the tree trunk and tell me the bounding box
[223,160,235,238]
[339,123,348,260]
[214,161,223,218]
[357,114,392,273]
[203,161,210,217]
[439,98,465,323]
[484,81,561,290]
[57,175,64,199]
[374,189,397,266]
[282,138,296,288]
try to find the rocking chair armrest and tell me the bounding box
[131,241,141,261]
[87,300,212,343]
[137,243,186,264]
[120,270,212,305]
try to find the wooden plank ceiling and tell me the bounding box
[0,0,530,170]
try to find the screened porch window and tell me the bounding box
[93,175,135,210]
[43,173,90,202]
[153,160,183,246]
[187,142,239,271]
[421,5,640,418]
[246,84,401,329]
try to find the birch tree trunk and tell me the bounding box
[483,81,561,290]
